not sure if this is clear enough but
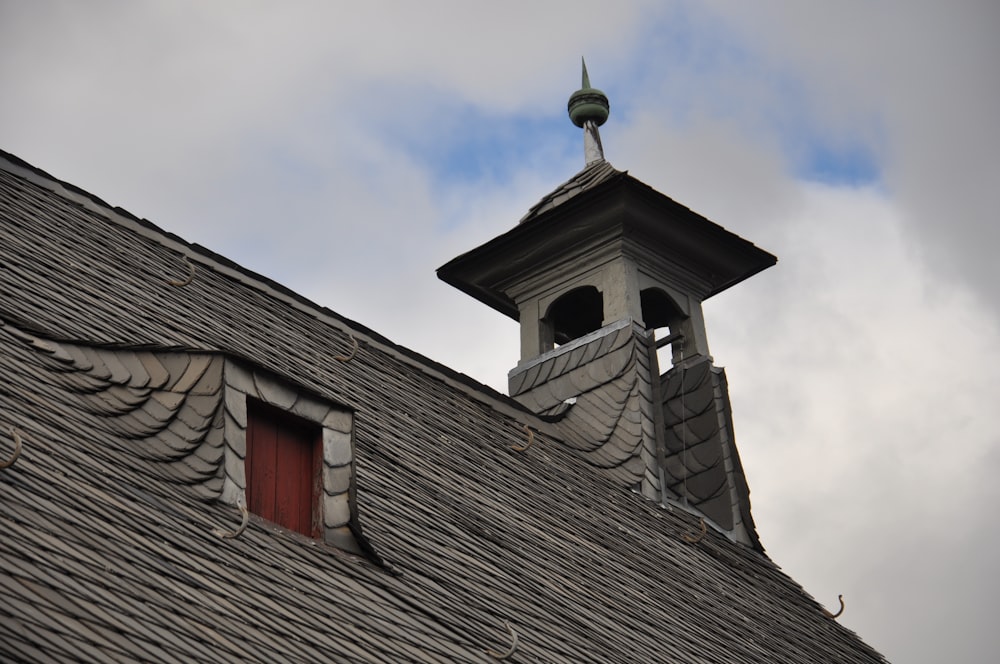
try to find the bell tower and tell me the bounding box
[438,61,776,546]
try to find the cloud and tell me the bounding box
[699,0,1000,316]
[709,183,1000,662]
[2,2,999,662]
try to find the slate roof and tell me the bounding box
[508,319,664,497]
[661,359,758,545]
[518,159,622,224]
[440,158,776,323]
[0,150,888,662]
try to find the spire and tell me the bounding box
[567,58,610,165]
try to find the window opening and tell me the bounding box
[640,287,684,331]
[544,286,604,348]
[245,399,322,537]
[641,287,686,371]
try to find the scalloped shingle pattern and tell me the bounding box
[0,152,887,662]
[509,321,661,498]
[662,358,758,546]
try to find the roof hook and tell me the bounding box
[212,501,249,539]
[823,594,845,619]
[1,426,23,469]
[165,256,196,287]
[681,517,707,544]
[511,424,534,452]
[334,334,359,363]
[485,621,519,660]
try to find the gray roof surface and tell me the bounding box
[661,359,758,546]
[518,159,622,224]
[0,150,888,662]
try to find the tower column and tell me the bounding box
[602,258,643,326]
[670,301,712,365]
[517,299,546,362]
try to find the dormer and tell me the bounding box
[6,319,373,557]
[438,61,776,546]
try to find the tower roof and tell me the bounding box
[438,162,777,322]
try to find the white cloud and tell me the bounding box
[700,0,1000,315]
[2,2,998,662]
[709,183,1000,662]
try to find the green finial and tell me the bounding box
[568,57,610,128]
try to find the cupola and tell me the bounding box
[438,62,776,546]
[439,60,774,369]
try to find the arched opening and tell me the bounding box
[543,286,604,348]
[641,287,687,371]
[640,288,685,331]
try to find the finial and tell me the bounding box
[568,57,610,128]
[567,58,610,165]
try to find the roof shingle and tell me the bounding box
[0,150,888,662]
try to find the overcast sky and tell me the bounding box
[3,2,999,662]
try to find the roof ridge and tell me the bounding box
[518,159,625,225]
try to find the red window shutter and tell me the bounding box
[246,400,321,537]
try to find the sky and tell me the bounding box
[2,1,998,661]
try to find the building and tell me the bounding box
[0,67,888,662]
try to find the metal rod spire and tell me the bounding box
[567,58,610,165]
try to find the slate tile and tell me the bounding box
[135,351,170,389]
[0,161,888,664]
[146,351,187,381]
[188,356,223,396]
[290,393,331,424]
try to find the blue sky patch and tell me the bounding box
[795,140,881,187]
[399,106,576,187]
[442,114,568,180]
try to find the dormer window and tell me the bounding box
[220,361,367,554]
[15,328,371,555]
[222,361,366,555]
[245,399,322,537]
